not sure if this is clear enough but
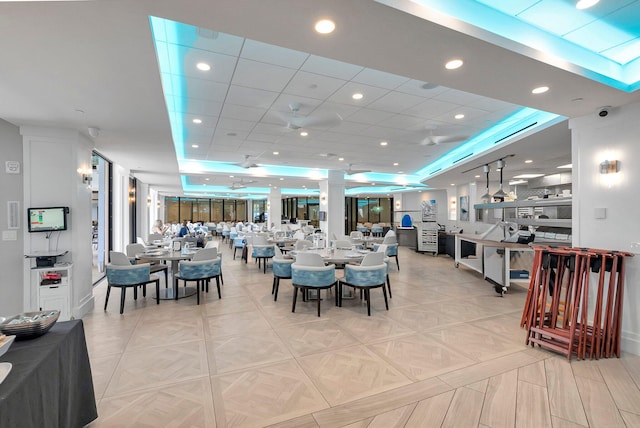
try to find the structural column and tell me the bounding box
[267,187,281,229]
[319,170,345,245]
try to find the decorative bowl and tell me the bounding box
[0,310,60,340]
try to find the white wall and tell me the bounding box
[570,101,640,355]
[0,120,24,317]
[21,126,94,318]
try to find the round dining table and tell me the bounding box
[135,248,198,300]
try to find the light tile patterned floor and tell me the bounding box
[85,244,640,427]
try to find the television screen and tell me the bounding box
[27,207,68,232]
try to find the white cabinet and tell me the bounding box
[32,264,72,321]
[416,222,438,254]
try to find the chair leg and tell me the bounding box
[133,286,138,300]
[120,287,126,314]
[216,276,221,299]
[220,269,224,285]
[292,287,298,313]
[395,255,399,270]
[272,277,276,295]
[196,280,200,305]
[104,284,111,310]
[382,283,389,310]
[273,277,280,301]
[317,289,321,317]
[365,289,371,316]
[155,280,160,305]
[386,274,392,298]
[174,277,179,300]
[163,269,168,288]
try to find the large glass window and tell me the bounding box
[253,200,267,222]
[236,200,247,222]
[163,197,248,223]
[211,199,223,222]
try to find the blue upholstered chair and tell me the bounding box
[272,246,293,301]
[126,243,169,285]
[174,258,222,305]
[251,241,275,273]
[221,224,231,243]
[374,242,399,270]
[229,227,238,248]
[291,254,337,317]
[339,254,388,316]
[232,236,245,260]
[105,263,160,314]
[370,223,384,237]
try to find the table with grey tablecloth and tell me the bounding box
[0,319,97,428]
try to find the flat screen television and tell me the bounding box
[27,207,69,232]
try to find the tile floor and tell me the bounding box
[84,243,640,427]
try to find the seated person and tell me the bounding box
[177,220,190,237]
[151,219,169,235]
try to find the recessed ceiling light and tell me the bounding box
[273,151,279,155]
[532,86,549,94]
[338,157,344,161]
[475,175,481,178]
[192,118,202,124]
[205,178,210,181]
[380,141,388,146]
[525,159,533,163]
[557,163,573,169]
[450,183,455,186]
[454,113,465,119]
[191,144,199,148]
[445,59,463,70]
[300,131,308,137]
[279,177,284,181]
[514,174,545,179]
[398,171,404,174]
[196,62,211,71]
[576,0,599,9]
[314,19,335,34]
[229,175,234,178]
[352,93,363,100]
[393,162,399,166]
[371,183,376,185]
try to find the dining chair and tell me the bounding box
[291,254,337,317]
[174,258,222,304]
[232,236,245,260]
[339,256,388,316]
[126,243,169,286]
[370,223,384,237]
[294,239,314,250]
[252,242,275,273]
[373,244,393,298]
[105,263,160,314]
[332,240,352,250]
[204,240,219,249]
[374,242,399,270]
[229,227,238,248]
[272,246,294,301]
[350,231,363,240]
[109,250,134,266]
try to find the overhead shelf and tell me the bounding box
[474,197,571,210]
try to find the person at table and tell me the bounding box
[151,219,169,235]
[177,220,190,237]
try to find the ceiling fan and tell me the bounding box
[420,128,468,146]
[234,154,259,168]
[278,102,343,131]
[343,163,371,175]
[229,178,257,190]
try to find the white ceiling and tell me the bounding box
[0,0,638,196]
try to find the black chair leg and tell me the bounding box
[216,276,221,299]
[104,284,111,310]
[365,289,371,316]
[164,270,168,288]
[387,275,392,298]
[274,277,280,301]
[317,289,321,317]
[220,269,224,285]
[382,283,389,310]
[155,280,160,305]
[196,280,200,305]
[120,287,126,314]
[292,286,298,313]
[395,255,399,270]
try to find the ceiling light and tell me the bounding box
[493,159,507,200]
[576,0,599,9]
[454,114,465,119]
[279,177,284,181]
[525,159,533,163]
[300,131,308,137]
[314,19,335,34]
[398,171,404,174]
[513,174,544,179]
[352,93,364,100]
[191,144,199,148]
[380,141,388,146]
[475,175,481,178]
[393,162,399,166]
[192,118,202,124]
[229,175,234,178]
[445,59,463,70]
[196,62,211,71]
[338,157,344,161]
[509,180,528,185]
[205,178,210,181]
[532,86,549,94]
[273,151,279,155]
[450,183,455,186]
[557,163,573,169]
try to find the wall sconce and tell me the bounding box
[77,167,92,185]
[147,196,151,207]
[600,160,620,174]
[128,188,135,203]
[395,201,401,209]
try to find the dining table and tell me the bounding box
[135,248,199,300]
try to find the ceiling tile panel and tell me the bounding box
[175,97,224,117]
[246,132,281,143]
[394,79,447,98]
[300,55,365,80]
[232,58,297,92]
[474,0,540,17]
[220,104,267,122]
[403,98,460,119]
[516,0,593,36]
[217,117,257,131]
[600,37,640,64]
[225,85,280,109]
[270,94,324,115]
[183,77,229,102]
[366,91,426,113]
[377,114,429,130]
[282,71,347,100]
[240,39,309,68]
[352,68,411,89]
[433,88,483,105]
[169,21,244,56]
[344,108,396,125]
